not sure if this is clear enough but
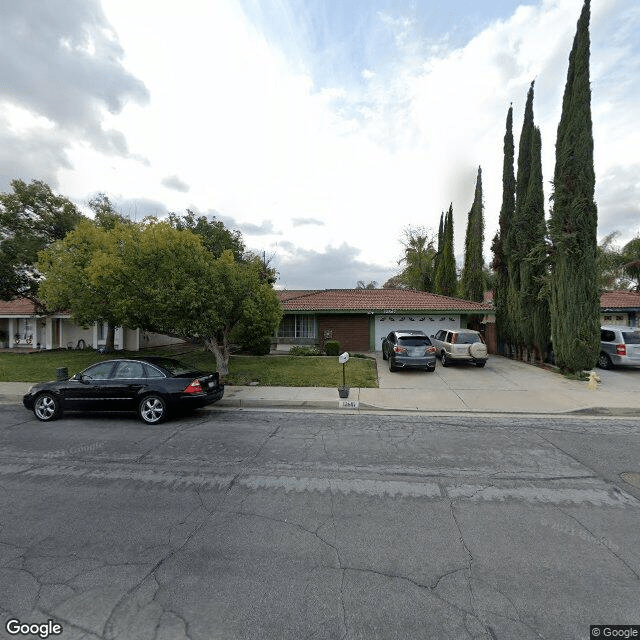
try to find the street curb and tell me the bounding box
[210,399,640,417]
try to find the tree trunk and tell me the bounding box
[204,336,230,376]
[105,323,116,353]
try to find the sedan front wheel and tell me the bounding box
[138,395,167,424]
[34,392,61,422]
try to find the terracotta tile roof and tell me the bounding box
[0,298,39,316]
[601,290,640,309]
[278,289,492,312]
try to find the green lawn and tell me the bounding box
[0,349,379,388]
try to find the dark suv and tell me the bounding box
[381,330,437,372]
[598,326,640,369]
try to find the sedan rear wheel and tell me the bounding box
[138,395,167,424]
[388,357,396,372]
[34,392,61,422]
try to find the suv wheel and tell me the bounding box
[441,352,450,367]
[597,352,613,370]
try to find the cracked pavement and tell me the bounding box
[0,406,639,639]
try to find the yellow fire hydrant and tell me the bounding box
[587,370,600,391]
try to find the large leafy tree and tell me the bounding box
[39,220,281,374]
[435,204,457,296]
[548,0,599,372]
[37,220,124,352]
[461,167,485,302]
[167,210,245,261]
[491,105,516,354]
[0,179,84,301]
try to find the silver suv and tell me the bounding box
[430,329,488,367]
[598,326,640,369]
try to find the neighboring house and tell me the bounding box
[600,290,640,327]
[275,289,495,353]
[0,298,183,351]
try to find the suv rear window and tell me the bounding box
[622,331,640,344]
[456,333,481,345]
[398,337,431,347]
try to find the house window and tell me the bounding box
[278,315,316,338]
[98,323,105,340]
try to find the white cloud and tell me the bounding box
[3,0,638,288]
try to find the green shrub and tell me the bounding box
[288,345,322,356]
[324,340,340,356]
[245,335,272,356]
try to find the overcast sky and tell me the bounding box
[1,0,638,289]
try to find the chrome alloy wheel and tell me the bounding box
[34,393,59,421]
[139,396,166,424]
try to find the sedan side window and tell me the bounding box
[83,362,116,380]
[113,361,146,379]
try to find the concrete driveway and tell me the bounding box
[365,352,640,413]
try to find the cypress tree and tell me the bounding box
[436,204,457,296]
[491,105,515,355]
[521,125,550,359]
[548,0,599,372]
[461,166,485,302]
[434,211,445,278]
[507,82,535,352]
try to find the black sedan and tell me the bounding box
[23,357,224,425]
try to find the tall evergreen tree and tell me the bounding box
[521,125,550,359]
[434,211,445,279]
[491,105,515,354]
[507,82,535,351]
[435,204,457,296]
[461,167,484,302]
[548,0,599,372]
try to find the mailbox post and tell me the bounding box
[338,352,349,397]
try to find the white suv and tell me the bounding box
[598,326,640,369]
[430,329,488,367]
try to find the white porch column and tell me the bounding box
[92,323,98,349]
[8,318,15,349]
[45,318,53,350]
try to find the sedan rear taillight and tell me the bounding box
[393,346,408,354]
[616,344,626,356]
[184,378,203,394]
[427,346,436,354]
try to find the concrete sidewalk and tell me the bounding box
[2,355,639,416]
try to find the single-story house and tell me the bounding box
[600,290,640,327]
[0,298,183,351]
[275,289,496,353]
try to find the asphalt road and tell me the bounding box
[0,406,639,640]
